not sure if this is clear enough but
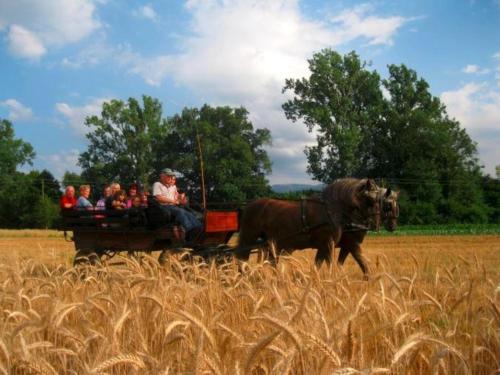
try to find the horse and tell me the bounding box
[336,187,399,275]
[234,178,383,268]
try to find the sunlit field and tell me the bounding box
[0,231,498,374]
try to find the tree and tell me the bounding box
[379,65,487,223]
[283,50,384,181]
[62,171,85,189]
[34,169,61,202]
[283,51,488,223]
[482,176,500,223]
[160,105,272,203]
[78,96,169,188]
[0,119,35,175]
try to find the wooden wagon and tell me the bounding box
[59,206,241,265]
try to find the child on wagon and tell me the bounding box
[107,189,127,210]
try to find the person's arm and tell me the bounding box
[154,194,179,205]
[153,182,179,205]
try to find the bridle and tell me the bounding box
[382,192,400,220]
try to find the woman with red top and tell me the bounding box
[60,186,77,210]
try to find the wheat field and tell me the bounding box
[0,233,498,374]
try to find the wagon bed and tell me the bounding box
[59,207,240,265]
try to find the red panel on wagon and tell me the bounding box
[204,211,239,233]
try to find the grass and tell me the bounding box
[373,223,500,236]
[0,233,498,373]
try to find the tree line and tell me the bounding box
[0,49,498,229]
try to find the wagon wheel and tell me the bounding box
[73,249,102,266]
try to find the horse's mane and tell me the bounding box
[321,178,373,219]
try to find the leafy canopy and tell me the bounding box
[160,105,272,203]
[79,96,168,188]
[78,98,272,203]
[283,49,488,223]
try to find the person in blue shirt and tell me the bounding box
[76,185,93,210]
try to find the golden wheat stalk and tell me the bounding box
[90,353,146,373]
[302,331,341,366]
[175,309,217,349]
[243,330,280,373]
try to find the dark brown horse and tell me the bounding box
[235,178,383,269]
[336,187,399,275]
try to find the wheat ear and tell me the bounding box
[303,331,341,366]
[90,354,145,373]
[243,330,280,373]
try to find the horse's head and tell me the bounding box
[356,179,382,231]
[380,187,399,232]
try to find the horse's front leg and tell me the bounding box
[338,247,349,265]
[315,244,332,268]
[351,245,370,280]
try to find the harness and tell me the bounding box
[298,196,373,237]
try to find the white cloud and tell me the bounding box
[0,0,101,59]
[7,24,47,59]
[39,149,81,180]
[462,64,490,75]
[55,98,108,136]
[133,4,157,21]
[77,0,411,183]
[329,4,409,46]
[441,83,500,176]
[61,37,116,68]
[0,98,34,121]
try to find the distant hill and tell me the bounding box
[271,183,324,193]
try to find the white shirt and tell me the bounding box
[152,181,178,204]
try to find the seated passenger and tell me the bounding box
[140,191,149,207]
[153,168,202,243]
[131,196,142,208]
[105,183,121,209]
[126,184,138,208]
[96,185,112,210]
[171,176,188,206]
[107,189,127,210]
[76,185,93,210]
[60,186,77,210]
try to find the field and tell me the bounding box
[0,231,498,374]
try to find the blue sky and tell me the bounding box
[0,0,499,184]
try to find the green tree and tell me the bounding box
[0,120,38,228]
[34,169,61,202]
[283,50,383,181]
[283,51,488,223]
[0,119,35,175]
[62,171,85,189]
[79,96,169,188]
[379,65,487,223]
[482,176,500,223]
[160,105,272,203]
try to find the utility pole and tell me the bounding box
[41,179,48,229]
[196,131,207,210]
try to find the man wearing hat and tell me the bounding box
[153,168,202,242]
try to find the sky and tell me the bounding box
[0,0,499,184]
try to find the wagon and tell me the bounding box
[59,205,242,266]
